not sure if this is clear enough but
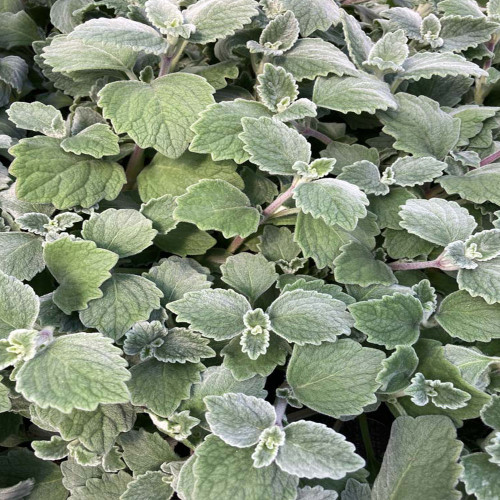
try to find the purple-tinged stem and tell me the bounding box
[389,259,442,271]
[480,149,500,167]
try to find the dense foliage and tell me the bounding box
[1,0,500,498]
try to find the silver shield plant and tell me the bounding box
[1,0,500,498]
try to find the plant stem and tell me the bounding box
[296,126,332,145]
[124,145,145,190]
[480,149,500,167]
[475,37,498,104]
[227,178,300,253]
[159,39,188,77]
[274,397,288,428]
[358,414,379,481]
[389,258,441,271]
[287,408,318,422]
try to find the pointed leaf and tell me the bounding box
[7,102,66,138]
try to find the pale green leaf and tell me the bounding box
[383,229,436,259]
[0,271,39,339]
[399,198,477,246]
[192,435,298,500]
[295,211,380,269]
[82,208,157,258]
[79,274,163,341]
[368,187,416,230]
[128,358,202,417]
[16,332,130,413]
[0,11,41,49]
[481,395,500,430]
[140,195,178,234]
[154,223,216,257]
[42,34,137,73]
[221,333,289,381]
[70,471,132,499]
[118,429,178,475]
[256,64,298,112]
[298,486,339,500]
[276,421,364,479]
[69,17,169,55]
[457,256,500,304]
[364,30,408,72]
[205,392,275,447]
[294,178,369,230]
[388,156,447,187]
[372,416,463,500]
[376,345,419,393]
[438,0,483,17]
[61,123,120,158]
[340,11,373,68]
[174,179,260,238]
[337,161,389,196]
[258,225,301,262]
[145,0,186,36]
[268,289,353,345]
[439,164,500,205]
[439,15,500,52]
[44,237,118,314]
[0,232,44,281]
[7,102,66,138]
[248,11,299,55]
[143,255,211,307]
[349,293,423,349]
[399,52,486,81]
[190,99,273,163]
[313,74,397,115]
[50,0,92,33]
[240,116,311,175]
[168,289,250,340]
[9,136,126,210]
[251,425,285,468]
[340,480,370,500]
[182,61,239,90]
[334,241,396,286]
[461,453,500,500]
[122,470,174,500]
[378,93,461,160]
[154,327,215,364]
[31,403,135,454]
[282,0,340,36]
[0,55,26,91]
[273,38,358,82]
[221,253,278,303]
[99,74,215,159]
[137,150,244,202]
[287,339,385,418]
[184,0,259,44]
[436,290,500,342]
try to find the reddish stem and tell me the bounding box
[480,150,500,167]
[299,127,332,145]
[389,259,441,271]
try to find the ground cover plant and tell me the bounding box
[1,0,500,498]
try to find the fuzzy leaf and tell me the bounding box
[457,257,500,304]
[190,100,272,163]
[82,208,157,258]
[365,30,408,72]
[184,0,259,44]
[461,453,500,500]
[256,64,298,112]
[168,289,250,340]
[143,256,211,307]
[372,416,463,500]
[436,290,500,342]
[287,339,385,418]
[294,178,369,231]
[192,435,298,500]
[439,164,500,205]
[399,198,477,246]
[221,253,278,303]
[349,293,423,349]
[273,38,358,82]
[154,328,215,364]
[70,471,132,499]
[0,232,44,281]
[137,150,244,202]
[16,332,130,413]
[249,11,299,55]
[174,179,260,238]
[128,358,202,417]
[388,156,447,187]
[337,161,389,196]
[276,421,364,479]
[79,274,163,341]
[0,271,39,339]
[0,11,41,49]
[376,345,419,393]
[400,52,486,81]
[140,195,178,234]
[60,123,120,158]
[205,392,275,447]
[7,102,66,138]
[69,17,169,55]
[334,241,396,286]
[378,93,461,160]
[9,137,126,210]
[99,74,215,159]
[313,74,397,115]
[240,116,311,175]
[340,11,373,68]
[122,470,173,500]
[268,289,353,345]
[282,0,340,36]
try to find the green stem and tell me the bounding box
[358,414,379,481]
[124,145,145,190]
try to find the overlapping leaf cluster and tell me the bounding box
[1,0,500,498]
